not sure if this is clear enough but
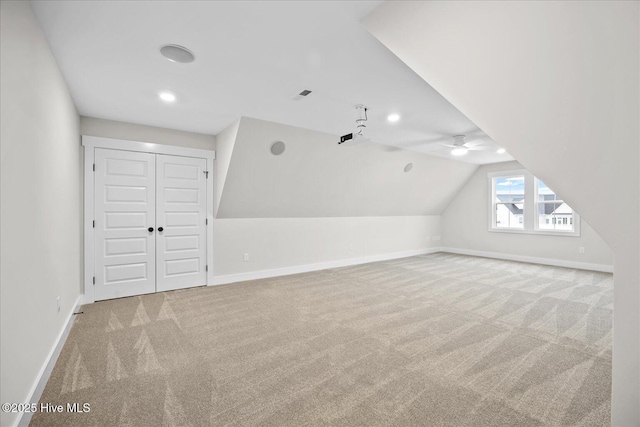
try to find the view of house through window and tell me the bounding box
[537,180,573,231]
[494,176,525,229]
[490,171,579,236]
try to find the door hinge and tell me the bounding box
[206,218,208,225]
[92,276,95,285]
[92,220,95,228]
[204,170,209,179]
[206,265,208,272]
[93,163,95,172]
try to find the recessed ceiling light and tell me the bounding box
[387,113,400,123]
[451,147,468,156]
[159,92,176,103]
[496,148,506,154]
[160,44,195,63]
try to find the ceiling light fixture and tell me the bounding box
[160,44,196,63]
[451,147,468,156]
[159,92,176,103]
[496,148,506,154]
[387,113,400,123]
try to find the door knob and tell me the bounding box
[158,227,164,232]
[148,227,154,232]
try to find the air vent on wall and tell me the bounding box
[292,89,312,101]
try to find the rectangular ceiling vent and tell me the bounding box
[292,89,312,101]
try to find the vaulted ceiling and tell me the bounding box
[31,0,512,164]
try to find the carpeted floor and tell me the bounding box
[31,253,613,426]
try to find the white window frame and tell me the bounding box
[488,169,580,237]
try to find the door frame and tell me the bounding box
[83,135,215,304]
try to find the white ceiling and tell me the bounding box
[31,1,513,165]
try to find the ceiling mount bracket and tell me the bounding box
[339,104,370,146]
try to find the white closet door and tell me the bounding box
[156,155,207,292]
[94,148,156,300]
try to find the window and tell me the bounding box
[536,179,574,232]
[489,170,580,236]
[493,175,525,229]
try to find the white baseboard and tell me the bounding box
[15,295,83,427]
[441,247,613,273]
[81,293,95,305]
[211,247,442,286]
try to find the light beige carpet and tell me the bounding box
[31,253,613,426]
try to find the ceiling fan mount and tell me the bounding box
[452,135,467,146]
[338,104,370,145]
[424,134,493,156]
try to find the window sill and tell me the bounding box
[488,228,581,237]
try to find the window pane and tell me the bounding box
[495,203,524,228]
[537,179,559,202]
[494,176,524,229]
[537,201,574,231]
[495,176,525,202]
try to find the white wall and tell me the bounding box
[80,116,215,150]
[211,117,452,281]
[78,116,445,284]
[442,161,613,270]
[213,216,441,279]
[363,2,639,424]
[0,2,82,426]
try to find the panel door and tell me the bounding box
[95,148,156,300]
[156,155,207,292]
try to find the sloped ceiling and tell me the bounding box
[216,117,477,218]
[361,1,639,251]
[30,0,512,164]
[214,118,240,217]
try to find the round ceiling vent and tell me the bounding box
[270,141,286,156]
[160,44,195,63]
[404,162,413,173]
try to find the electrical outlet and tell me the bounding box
[349,243,354,251]
[56,296,61,313]
[579,247,585,254]
[243,253,249,262]
[432,236,441,242]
